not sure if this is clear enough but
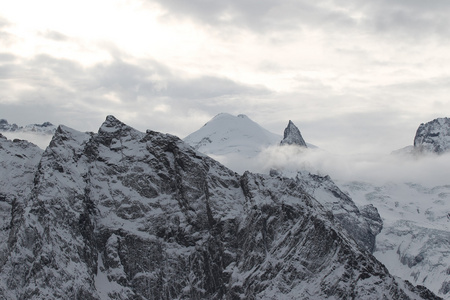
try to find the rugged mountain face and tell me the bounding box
[414,117,450,154]
[280,120,307,147]
[0,116,441,299]
[0,134,43,270]
[341,180,450,299]
[294,172,382,253]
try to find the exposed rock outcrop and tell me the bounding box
[414,117,450,154]
[280,120,307,147]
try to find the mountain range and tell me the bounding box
[0,115,444,299]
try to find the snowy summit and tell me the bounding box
[183,113,281,157]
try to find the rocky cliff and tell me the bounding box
[414,117,450,154]
[0,116,440,299]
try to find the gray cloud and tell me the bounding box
[364,1,450,39]
[151,0,357,33]
[39,30,69,42]
[0,16,14,45]
[150,0,450,42]
[0,53,271,134]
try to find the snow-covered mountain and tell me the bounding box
[182,114,450,299]
[0,116,440,299]
[184,113,282,157]
[183,113,315,173]
[184,113,315,157]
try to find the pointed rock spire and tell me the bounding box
[280,120,307,147]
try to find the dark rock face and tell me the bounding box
[280,120,307,147]
[0,116,441,299]
[413,117,450,154]
[294,172,383,253]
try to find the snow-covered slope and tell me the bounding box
[0,116,440,299]
[339,180,450,298]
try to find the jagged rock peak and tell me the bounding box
[101,114,126,128]
[414,117,450,154]
[98,115,135,135]
[96,115,143,147]
[280,120,307,147]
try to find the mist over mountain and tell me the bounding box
[0,116,442,299]
[0,119,56,149]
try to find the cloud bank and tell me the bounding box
[213,145,450,187]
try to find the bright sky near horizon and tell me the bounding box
[1,0,450,154]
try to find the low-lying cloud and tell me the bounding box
[212,145,450,187]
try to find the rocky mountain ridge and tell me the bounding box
[0,116,440,299]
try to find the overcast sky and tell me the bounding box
[1,0,450,154]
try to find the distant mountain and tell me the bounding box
[184,113,282,157]
[183,114,315,172]
[0,116,440,299]
[0,119,56,135]
[393,117,450,155]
